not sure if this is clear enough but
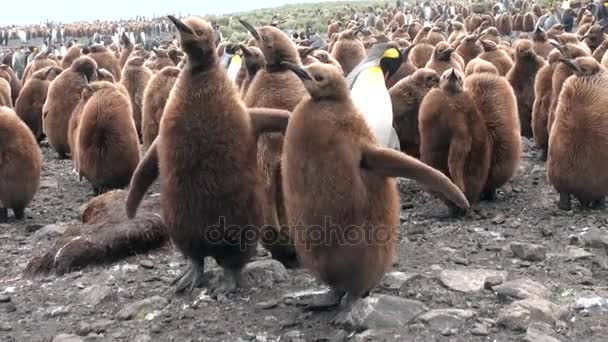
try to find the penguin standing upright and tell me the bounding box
[347,43,403,149]
[225,46,242,83]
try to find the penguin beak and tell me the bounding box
[239,44,252,57]
[121,32,130,45]
[447,68,458,81]
[168,15,195,37]
[558,58,581,74]
[581,34,590,41]
[280,61,312,81]
[239,19,261,41]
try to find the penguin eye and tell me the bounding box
[194,30,204,36]
[314,74,324,82]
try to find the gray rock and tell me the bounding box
[471,323,489,336]
[417,308,476,333]
[581,228,608,249]
[281,330,304,342]
[574,292,606,310]
[40,178,59,189]
[91,319,115,333]
[511,242,547,262]
[283,288,331,306]
[4,302,16,313]
[45,306,70,318]
[134,335,152,342]
[439,269,508,293]
[495,278,549,301]
[139,260,155,269]
[0,323,12,331]
[484,276,504,289]
[492,214,506,224]
[380,272,418,290]
[241,260,288,288]
[0,294,10,303]
[117,296,168,320]
[51,335,84,342]
[76,322,92,336]
[564,246,593,261]
[498,298,563,332]
[33,224,68,240]
[334,295,428,330]
[525,327,563,342]
[81,285,114,307]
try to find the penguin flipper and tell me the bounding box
[126,137,160,219]
[388,127,401,150]
[360,144,470,209]
[248,108,291,138]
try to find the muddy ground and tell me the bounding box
[1,137,608,342]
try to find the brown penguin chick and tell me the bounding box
[409,39,434,68]
[455,34,483,66]
[467,15,483,33]
[238,45,266,98]
[557,33,581,45]
[61,44,82,69]
[531,49,561,160]
[311,50,342,71]
[547,57,608,210]
[118,33,134,69]
[120,56,153,141]
[513,13,523,32]
[144,48,176,71]
[240,19,308,268]
[497,13,513,36]
[96,68,116,82]
[389,68,440,158]
[576,22,593,37]
[506,39,546,138]
[0,106,42,222]
[603,50,608,68]
[426,42,462,75]
[479,27,502,45]
[0,65,22,105]
[465,58,500,76]
[419,68,492,214]
[593,39,608,62]
[408,21,423,40]
[280,62,468,308]
[22,51,59,86]
[582,24,608,52]
[15,66,63,141]
[447,21,466,45]
[386,46,418,88]
[532,26,554,59]
[327,20,342,39]
[547,42,591,134]
[522,12,536,32]
[478,40,514,76]
[87,44,122,81]
[547,24,564,37]
[297,46,318,66]
[43,56,98,158]
[141,66,180,150]
[0,77,11,108]
[125,16,291,293]
[465,72,521,200]
[76,81,140,194]
[426,27,447,46]
[168,48,184,66]
[413,26,431,45]
[330,27,366,75]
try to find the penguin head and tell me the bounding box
[96,68,115,82]
[239,44,265,74]
[168,15,216,68]
[479,40,497,52]
[411,68,440,89]
[33,65,62,81]
[439,68,463,94]
[281,61,348,101]
[121,32,132,47]
[514,39,536,60]
[533,25,547,41]
[239,19,300,67]
[126,55,146,67]
[70,56,98,82]
[351,43,403,84]
[433,42,455,62]
[559,56,604,77]
[462,33,480,45]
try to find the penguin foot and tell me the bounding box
[0,208,7,223]
[170,263,206,294]
[540,151,547,162]
[449,206,468,218]
[557,192,572,211]
[302,288,346,311]
[480,188,496,202]
[13,207,24,220]
[589,198,606,210]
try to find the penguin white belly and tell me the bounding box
[350,66,398,148]
[226,55,242,83]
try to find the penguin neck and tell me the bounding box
[186,52,218,74]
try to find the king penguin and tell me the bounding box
[347,43,403,149]
[226,46,243,83]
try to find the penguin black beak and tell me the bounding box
[168,15,194,36]
[534,25,543,34]
[447,68,458,81]
[121,32,130,45]
[280,61,312,81]
[239,19,261,41]
[581,34,590,41]
[239,44,252,57]
[549,39,566,55]
[558,58,581,74]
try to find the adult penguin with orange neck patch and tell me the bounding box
[125,16,292,293]
[280,61,469,308]
[240,19,308,268]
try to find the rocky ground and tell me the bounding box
[1,138,608,342]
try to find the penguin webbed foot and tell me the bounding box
[302,288,346,311]
[0,208,7,223]
[13,207,24,220]
[557,192,572,211]
[169,261,207,294]
[480,188,496,201]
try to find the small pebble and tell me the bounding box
[0,323,12,331]
[471,323,489,336]
[76,322,92,336]
[139,260,155,269]
[0,294,10,303]
[484,276,504,289]
[5,303,16,313]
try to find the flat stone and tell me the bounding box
[416,308,476,332]
[52,335,84,342]
[0,294,10,303]
[134,335,152,342]
[76,322,92,336]
[471,323,489,336]
[33,224,68,240]
[525,326,563,342]
[484,276,504,289]
[498,298,563,332]
[91,319,115,333]
[495,278,550,301]
[0,323,12,331]
[492,214,506,224]
[333,295,428,330]
[439,269,508,293]
[117,296,168,320]
[284,288,332,306]
[564,247,593,261]
[511,242,547,262]
[81,285,114,307]
[241,260,288,288]
[281,330,304,342]
[139,260,155,269]
[40,179,59,189]
[574,293,606,310]
[45,306,69,318]
[581,228,608,249]
[380,272,418,290]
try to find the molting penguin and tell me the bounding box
[347,43,403,149]
[280,61,468,308]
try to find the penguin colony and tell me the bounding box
[0,1,607,312]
